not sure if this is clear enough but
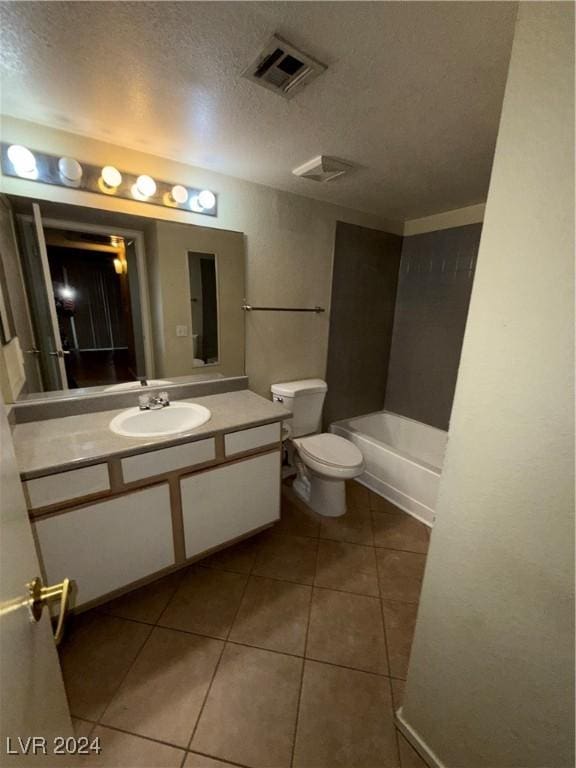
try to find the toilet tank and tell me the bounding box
[271,379,328,437]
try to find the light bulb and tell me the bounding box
[135,174,156,198]
[171,184,188,204]
[198,190,216,209]
[113,258,123,275]
[58,157,82,185]
[59,286,75,300]
[7,145,37,177]
[101,165,122,189]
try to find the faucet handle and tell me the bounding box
[158,391,170,405]
[138,394,150,410]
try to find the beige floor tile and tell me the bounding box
[192,643,302,768]
[199,536,260,574]
[398,733,429,768]
[372,512,430,554]
[293,660,399,768]
[391,678,406,710]
[72,718,95,738]
[276,492,322,538]
[381,600,419,679]
[376,549,426,603]
[320,505,374,546]
[159,566,247,638]
[307,588,388,674]
[252,533,318,585]
[59,613,151,721]
[77,726,184,767]
[370,493,403,514]
[102,627,223,747]
[229,575,311,655]
[184,754,238,768]
[346,480,371,511]
[315,540,379,596]
[101,571,183,624]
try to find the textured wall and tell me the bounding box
[385,223,481,430]
[401,4,574,766]
[0,118,402,399]
[324,222,402,426]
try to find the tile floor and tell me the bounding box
[60,481,430,768]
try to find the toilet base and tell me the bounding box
[293,471,347,517]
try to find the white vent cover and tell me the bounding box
[243,34,326,99]
[292,155,354,182]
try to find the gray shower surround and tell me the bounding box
[325,221,481,431]
[323,222,402,427]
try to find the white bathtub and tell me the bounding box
[331,411,448,526]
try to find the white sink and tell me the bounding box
[105,379,172,392]
[109,402,211,438]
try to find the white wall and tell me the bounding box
[403,203,485,236]
[0,117,402,397]
[400,4,574,767]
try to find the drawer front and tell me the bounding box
[34,484,174,607]
[224,422,281,456]
[182,450,281,559]
[121,438,216,483]
[25,464,110,509]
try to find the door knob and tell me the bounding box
[27,576,72,645]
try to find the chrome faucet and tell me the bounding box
[138,391,170,410]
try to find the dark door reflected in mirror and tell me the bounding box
[188,252,218,367]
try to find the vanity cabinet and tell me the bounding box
[34,484,173,606]
[181,451,281,559]
[28,420,283,611]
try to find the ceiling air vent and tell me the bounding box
[292,155,354,182]
[243,34,326,99]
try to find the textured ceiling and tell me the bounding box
[0,1,517,220]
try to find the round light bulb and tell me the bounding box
[171,184,188,204]
[7,144,37,176]
[135,174,157,198]
[58,157,83,185]
[198,189,216,209]
[101,165,122,189]
[60,286,75,300]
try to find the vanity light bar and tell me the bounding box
[0,144,218,217]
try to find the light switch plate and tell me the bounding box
[176,325,188,337]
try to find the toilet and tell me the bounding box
[271,379,364,517]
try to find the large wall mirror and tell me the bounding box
[0,195,245,402]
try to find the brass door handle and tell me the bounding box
[27,576,72,645]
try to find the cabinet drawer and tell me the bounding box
[34,484,173,607]
[224,422,281,456]
[25,464,110,509]
[182,450,281,558]
[121,438,216,483]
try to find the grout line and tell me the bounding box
[289,534,319,768]
[373,509,403,768]
[89,722,189,754]
[186,748,253,768]
[179,546,255,768]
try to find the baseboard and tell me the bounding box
[396,707,447,768]
[355,471,435,527]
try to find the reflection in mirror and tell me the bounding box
[0,196,246,403]
[188,252,218,367]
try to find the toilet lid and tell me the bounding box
[297,433,363,468]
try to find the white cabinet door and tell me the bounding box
[34,485,174,607]
[181,451,281,559]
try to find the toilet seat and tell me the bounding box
[294,433,364,479]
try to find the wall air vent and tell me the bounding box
[243,34,327,99]
[292,155,355,182]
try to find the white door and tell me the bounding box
[0,389,72,762]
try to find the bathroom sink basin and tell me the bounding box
[109,402,211,438]
[105,379,172,392]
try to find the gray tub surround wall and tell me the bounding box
[324,222,403,427]
[385,223,482,430]
[10,376,249,424]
